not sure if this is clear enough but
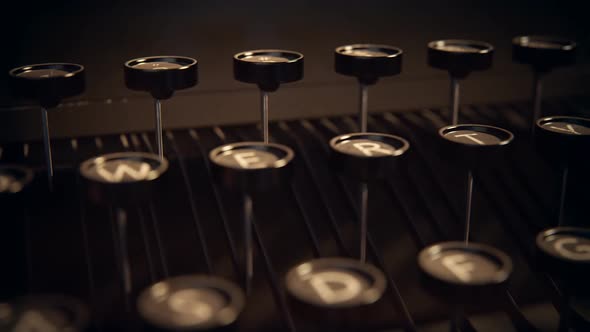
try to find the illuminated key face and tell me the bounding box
[0,166,33,194]
[210,142,293,170]
[440,124,513,147]
[418,242,512,286]
[538,116,590,136]
[285,258,386,307]
[331,133,409,158]
[537,227,590,263]
[131,61,184,70]
[80,152,168,184]
[0,295,89,332]
[138,275,245,330]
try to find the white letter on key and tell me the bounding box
[352,142,394,157]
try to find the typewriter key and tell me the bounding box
[9,63,85,187]
[536,227,590,281]
[79,152,168,205]
[234,49,303,143]
[439,124,513,242]
[210,142,294,292]
[418,241,512,309]
[209,142,294,193]
[138,275,245,331]
[233,49,303,93]
[286,257,386,330]
[80,152,168,310]
[428,39,494,125]
[125,56,198,158]
[334,44,402,85]
[535,116,590,225]
[330,132,409,182]
[0,294,90,332]
[513,36,577,132]
[537,227,590,329]
[0,165,34,196]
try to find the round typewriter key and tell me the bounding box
[439,124,513,168]
[137,275,245,331]
[233,49,303,92]
[418,241,512,301]
[285,258,387,330]
[0,165,33,195]
[9,63,85,108]
[0,294,90,332]
[125,55,197,158]
[512,36,578,132]
[428,39,494,125]
[209,141,294,193]
[286,258,386,307]
[535,116,590,225]
[124,56,198,99]
[536,227,590,279]
[536,116,590,165]
[79,152,168,205]
[330,132,409,181]
[513,36,577,70]
[428,39,494,78]
[334,44,402,85]
[10,63,85,187]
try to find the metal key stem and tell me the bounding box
[116,208,132,311]
[41,107,53,188]
[243,194,254,293]
[261,91,269,143]
[154,99,164,159]
[450,77,460,125]
[464,171,474,244]
[531,71,544,135]
[359,84,369,132]
[558,167,569,226]
[360,183,368,263]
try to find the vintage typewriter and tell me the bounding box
[0,3,589,332]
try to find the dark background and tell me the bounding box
[1,0,588,140]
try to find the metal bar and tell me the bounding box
[558,167,569,226]
[115,208,132,311]
[359,182,368,263]
[261,91,269,143]
[450,77,460,125]
[464,171,474,244]
[154,99,164,159]
[41,107,53,188]
[532,71,543,135]
[243,194,254,293]
[359,84,369,132]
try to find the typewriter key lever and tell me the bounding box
[535,116,590,225]
[9,63,85,188]
[512,36,577,132]
[234,49,303,142]
[208,49,302,292]
[125,56,198,159]
[80,152,168,310]
[138,275,245,331]
[332,44,407,263]
[536,227,590,330]
[428,40,494,125]
[439,124,514,243]
[418,242,513,331]
[210,142,294,292]
[334,44,402,131]
[285,257,387,330]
